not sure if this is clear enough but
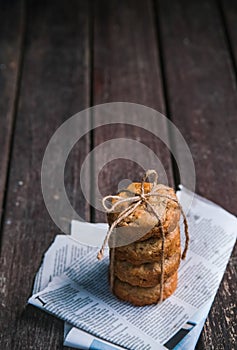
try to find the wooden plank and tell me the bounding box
[92,0,174,222]
[0,1,90,349]
[0,0,24,228]
[156,0,237,348]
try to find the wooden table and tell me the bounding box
[0,0,236,349]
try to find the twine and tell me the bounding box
[97,170,189,303]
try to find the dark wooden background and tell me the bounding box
[0,0,236,349]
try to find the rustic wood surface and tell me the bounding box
[92,0,173,222]
[0,0,25,228]
[0,0,90,349]
[157,1,237,349]
[0,0,236,349]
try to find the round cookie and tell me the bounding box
[113,225,180,265]
[113,272,178,306]
[112,252,181,287]
[107,182,181,243]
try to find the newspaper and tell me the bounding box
[29,187,237,349]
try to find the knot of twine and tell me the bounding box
[97,169,189,303]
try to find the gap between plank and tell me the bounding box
[89,0,96,223]
[0,0,27,251]
[153,0,181,190]
[217,0,237,83]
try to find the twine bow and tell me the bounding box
[98,170,189,303]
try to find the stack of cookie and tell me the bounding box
[107,182,181,306]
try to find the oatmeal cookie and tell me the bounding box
[113,272,178,306]
[113,225,180,265]
[112,252,181,287]
[107,182,180,243]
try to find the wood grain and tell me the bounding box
[0,1,90,349]
[0,0,25,228]
[0,0,236,349]
[92,0,174,222]
[156,0,237,348]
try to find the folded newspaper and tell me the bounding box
[29,186,237,349]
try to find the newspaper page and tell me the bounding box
[32,222,206,350]
[29,187,237,350]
